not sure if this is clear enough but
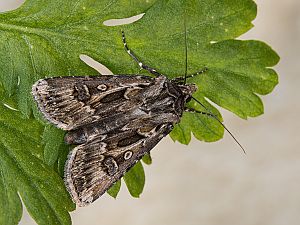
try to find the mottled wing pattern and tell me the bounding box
[32,74,190,206]
[32,75,154,130]
[65,119,173,206]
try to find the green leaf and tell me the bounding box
[0,102,75,225]
[123,161,145,198]
[0,0,279,224]
[0,0,157,117]
[42,125,68,170]
[108,161,147,198]
[142,153,152,165]
[107,180,121,199]
[0,165,22,225]
[125,0,279,143]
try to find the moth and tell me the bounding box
[32,31,243,207]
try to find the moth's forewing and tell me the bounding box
[32,75,153,130]
[32,75,192,206]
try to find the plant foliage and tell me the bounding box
[0,0,279,224]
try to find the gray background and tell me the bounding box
[0,0,299,225]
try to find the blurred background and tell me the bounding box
[0,0,299,225]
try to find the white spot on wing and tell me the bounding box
[124,151,133,160]
[97,84,108,91]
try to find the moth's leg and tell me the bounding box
[172,67,208,83]
[122,31,161,77]
[184,107,214,117]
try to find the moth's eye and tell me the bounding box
[186,97,192,103]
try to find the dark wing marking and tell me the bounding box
[32,75,154,130]
[64,122,173,206]
[32,74,184,206]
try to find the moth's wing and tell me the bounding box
[32,75,153,130]
[64,121,173,206]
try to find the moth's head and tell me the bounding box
[179,83,198,96]
[177,83,198,103]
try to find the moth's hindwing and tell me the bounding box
[32,75,196,206]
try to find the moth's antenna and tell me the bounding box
[191,96,246,154]
[184,10,188,85]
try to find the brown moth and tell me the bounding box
[32,31,241,206]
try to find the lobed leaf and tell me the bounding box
[107,180,121,199]
[142,153,152,165]
[0,0,279,224]
[123,161,145,198]
[0,102,74,225]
